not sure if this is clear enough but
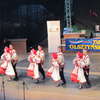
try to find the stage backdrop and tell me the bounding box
[66,38,100,51]
[47,20,61,53]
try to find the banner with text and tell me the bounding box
[66,38,100,51]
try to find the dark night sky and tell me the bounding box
[0,0,100,18]
[0,0,64,18]
[0,0,100,48]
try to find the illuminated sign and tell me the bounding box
[66,38,100,51]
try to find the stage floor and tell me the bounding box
[0,52,100,100]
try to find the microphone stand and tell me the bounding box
[2,76,6,100]
[23,81,25,100]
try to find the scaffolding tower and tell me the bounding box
[64,0,72,28]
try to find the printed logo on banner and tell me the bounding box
[66,39,93,45]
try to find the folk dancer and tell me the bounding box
[57,46,66,86]
[9,44,18,81]
[0,47,15,80]
[71,52,86,89]
[37,45,45,80]
[71,53,79,83]
[27,49,40,83]
[0,47,10,75]
[83,49,91,87]
[46,53,61,86]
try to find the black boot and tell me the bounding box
[35,80,40,84]
[13,77,19,81]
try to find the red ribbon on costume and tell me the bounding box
[77,52,83,58]
[31,49,37,55]
[51,53,58,59]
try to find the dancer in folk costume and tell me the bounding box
[27,49,35,78]
[71,52,86,89]
[9,44,18,81]
[27,49,40,83]
[57,46,66,86]
[37,45,45,80]
[0,47,10,75]
[46,53,61,85]
[83,49,91,87]
[1,47,15,80]
[71,52,80,83]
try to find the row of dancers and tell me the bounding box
[0,44,91,88]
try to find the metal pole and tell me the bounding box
[2,77,6,100]
[23,81,25,100]
[65,0,72,28]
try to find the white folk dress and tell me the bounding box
[47,59,60,82]
[77,58,86,83]
[27,54,35,77]
[27,54,40,79]
[71,57,86,83]
[71,57,79,83]
[0,53,8,74]
[5,53,15,76]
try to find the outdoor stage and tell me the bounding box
[0,52,100,100]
